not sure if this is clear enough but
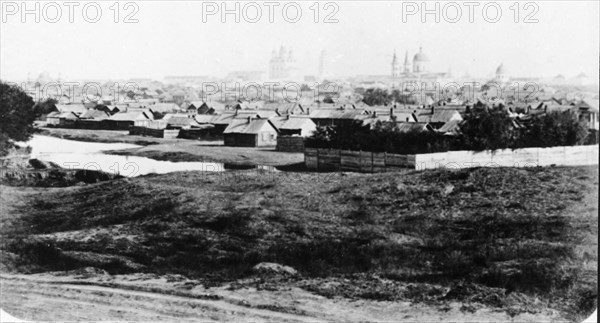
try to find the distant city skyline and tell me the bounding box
[1,1,598,82]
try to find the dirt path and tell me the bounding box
[0,272,562,322]
[0,274,320,322]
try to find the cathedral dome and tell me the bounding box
[413,47,429,62]
[496,63,507,75]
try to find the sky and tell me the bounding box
[1,1,598,81]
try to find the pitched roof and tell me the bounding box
[109,111,151,122]
[57,111,80,120]
[188,101,207,110]
[395,122,431,133]
[391,111,418,122]
[211,113,237,125]
[309,109,366,119]
[194,114,219,124]
[166,115,202,128]
[436,119,462,134]
[236,110,280,119]
[578,99,599,112]
[262,102,304,114]
[149,103,180,113]
[80,109,111,120]
[269,116,288,129]
[223,118,278,134]
[278,116,316,130]
[56,104,87,114]
[418,109,462,123]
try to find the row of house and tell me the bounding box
[46,106,155,130]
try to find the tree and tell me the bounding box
[460,106,516,151]
[518,111,588,148]
[0,81,37,155]
[362,88,391,106]
[32,98,58,117]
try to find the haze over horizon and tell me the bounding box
[1,1,598,82]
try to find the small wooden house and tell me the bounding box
[46,111,79,127]
[105,111,152,130]
[223,118,279,147]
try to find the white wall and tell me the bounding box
[414,145,599,170]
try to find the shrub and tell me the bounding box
[305,120,459,154]
[460,106,517,151]
[305,106,590,154]
[517,111,588,148]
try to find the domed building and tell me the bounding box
[412,47,429,73]
[389,47,451,92]
[35,71,54,85]
[495,62,509,84]
[269,45,297,80]
[390,47,433,78]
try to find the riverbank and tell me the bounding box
[37,127,178,146]
[1,166,597,321]
[105,144,304,167]
[39,127,304,167]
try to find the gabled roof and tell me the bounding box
[309,109,366,119]
[58,111,80,120]
[262,102,304,114]
[109,111,151,122]
[80,109,111,120]
[391,111,418,122]
[56,104,87,114]
[436,119,462,134]
[223,118,278,134]
[305,102,337,110]
[395,122,432,133]
[187,101,208,110]
[150,103,180,113]
[279,116,316,130]
[211,113,237,125]
[578,99,599,112]
[269,116,288,129]
[236,110,280,119]
[362,115,393,128]
[418,109,462,123]
[194,114,219,124]
[167,115,202,128]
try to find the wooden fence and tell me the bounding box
[130,126,180,139]
[276,136,305,152]
[304,148,415,172]
[305,145,599,172]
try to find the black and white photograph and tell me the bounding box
[0,1,598,322]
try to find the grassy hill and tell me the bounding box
[1,166,597,320]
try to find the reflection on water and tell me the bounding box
[25,135,231,177]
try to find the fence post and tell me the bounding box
[371,151,374,173]
[316,147,319,172]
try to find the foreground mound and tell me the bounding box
[1,166,597,320]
